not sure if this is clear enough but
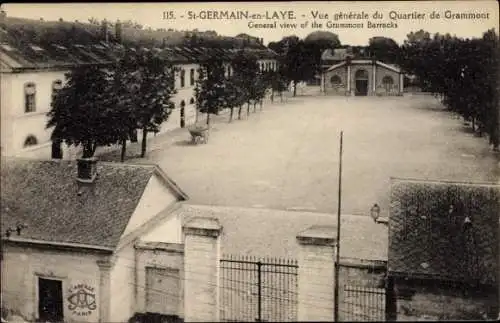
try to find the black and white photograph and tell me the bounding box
[0,1,499,322]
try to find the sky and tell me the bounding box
[2,1,499,46]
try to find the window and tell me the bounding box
[51,80,63,104]
[24,83,36,113]
[180,69,185,88]
[24,135,38,148]
[190,68,195,86]
[189,97,195,104]
[330,75,342,86]
[382,75,394,91]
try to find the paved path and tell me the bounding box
[99,92,499,216]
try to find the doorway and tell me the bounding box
[38,278,64,322]
[354,69,369,96]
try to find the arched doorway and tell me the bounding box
[355,69,369,96]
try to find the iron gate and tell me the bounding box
[219,254,298,322]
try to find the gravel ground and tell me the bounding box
[99,92,499,216]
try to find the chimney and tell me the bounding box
[77,157,98,183]
[115,19,122,43]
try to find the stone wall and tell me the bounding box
[394,277,498,320]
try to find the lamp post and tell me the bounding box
[370,203,381,222]
[333,131,343,322]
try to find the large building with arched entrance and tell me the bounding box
[321,58,404,96]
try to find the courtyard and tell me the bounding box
[101,92,499,216]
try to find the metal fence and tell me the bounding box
[340,276,396,322]
[219,254,298,322]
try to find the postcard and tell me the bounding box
[1,1,499,322]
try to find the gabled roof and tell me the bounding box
[326,60,401,73]
[388,178,499,286]
[0,158,187,250]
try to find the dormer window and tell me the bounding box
[53,44,67,51]
[24,82,36,113]
[30,45,44,52]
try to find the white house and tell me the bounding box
[1,157,189,323]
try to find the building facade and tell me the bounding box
[321,59,404,96]
[0,158,188,323]
[0,13,278,160]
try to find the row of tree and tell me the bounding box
[47,49,291,161]
[399,29,499,149]
[194,51,289,125]
[47,50,177,161]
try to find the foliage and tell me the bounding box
[47,49,177,159]
[122,49,177,156]
[399,29,499,148]
[368,37,401,64]
[231,50,260,105]
[47,65,120,157]
[195,54,228,124]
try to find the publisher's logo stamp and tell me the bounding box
[67,284,97,316]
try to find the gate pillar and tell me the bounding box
[296,225,336,321]
[183,217,222,322]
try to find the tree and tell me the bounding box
[195,54,227,125]
[223,76,245,122]
[47,65,122,158]
[124,50,177,157]
[304,31,342,82]
[231,50,260,118]
[110,55,140,162]
[368,37,401,64]
[282,39,314,96]
[253,73,269,112]
[399,29,500,150]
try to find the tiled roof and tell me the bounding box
[321,48,353,62]
[0,16,277,70]
[177,204,388,261]
[0,158,180,249]
[388,178,500,286]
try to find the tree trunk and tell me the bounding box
[206,112,211,126]
[120,139,127,162]
[293,81,297,97]
[82,142,93,158]
[229,107,234,123]
[280,91,283,102]
[247,102,250,116]
[253,102,257,113]
[472,118,476,132]
[141,128,148,158]
[260,99,263,111]
[238,105,242,120]
[271,90,274,103]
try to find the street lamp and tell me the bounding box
[370,203,381,222]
